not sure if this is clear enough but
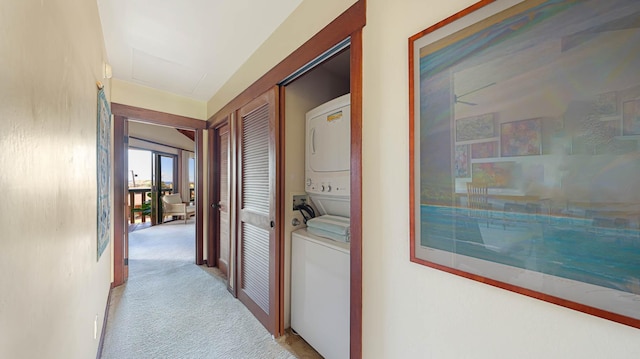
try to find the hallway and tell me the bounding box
[100,222,318,358]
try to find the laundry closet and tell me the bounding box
[282,45,351,359]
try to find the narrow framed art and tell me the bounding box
[409,0,640,328]
[97,87,111,260]
[454,144,470,178]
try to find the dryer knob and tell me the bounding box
[306,178,312,187]
[327,185,332,192]
[321,185,325,192]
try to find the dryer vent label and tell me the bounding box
[327,111,343,122]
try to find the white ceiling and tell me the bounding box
[97,0,303,101]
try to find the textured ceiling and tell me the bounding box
[97,0,303,101]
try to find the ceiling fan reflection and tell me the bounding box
[454,82,496,106]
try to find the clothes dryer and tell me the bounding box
[305,93,351,217]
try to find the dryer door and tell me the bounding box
[307,104,351,173]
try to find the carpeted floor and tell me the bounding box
[100,221,321,359]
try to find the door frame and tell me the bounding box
[206,1,365,355]
[112,104,207,287]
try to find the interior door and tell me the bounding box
[152,153,177,223]
[236,88,279,335]
[217,123,231,276]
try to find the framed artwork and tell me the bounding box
[97,87,111,260]
[471,162,515,188]
[456,114,495,142]
[623,99,640,135]
[500,118,542,157]
[595,91,618,116]
[455,145,470,178]
[410,0,640,329]
[471,141,498,159]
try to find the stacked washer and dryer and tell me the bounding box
[291,93,351,359]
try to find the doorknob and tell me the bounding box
[212,203,222,211]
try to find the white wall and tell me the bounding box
[362,0,640,358]
[0,1,112,358]
[128,121,196,151]
[112,78,207,120]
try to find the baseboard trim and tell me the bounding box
[96,283,114,359]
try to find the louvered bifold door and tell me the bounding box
[236,88,278,334]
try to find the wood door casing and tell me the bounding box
[112,104,207,287]
[236,88,279,335]
[113,115,129,286]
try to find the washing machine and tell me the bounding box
[291,228,350,359]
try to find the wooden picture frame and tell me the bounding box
[409,0,640,329]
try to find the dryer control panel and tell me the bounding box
[305,175,350,195]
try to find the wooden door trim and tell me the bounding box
[112,105,206,286]
[277,85,286,336]
[349,28,363,359]
[113,115,127,287]
[112,103,206,130]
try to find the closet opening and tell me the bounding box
[281,42,352,359]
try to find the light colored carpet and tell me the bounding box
[101,222,319,359]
